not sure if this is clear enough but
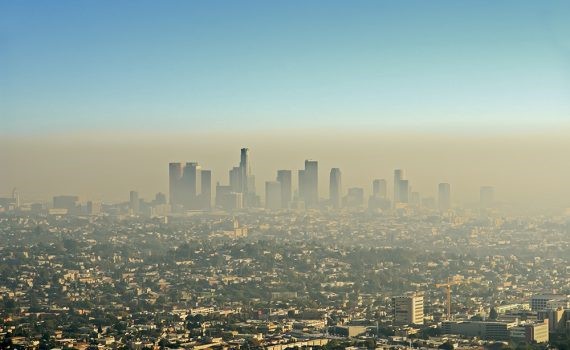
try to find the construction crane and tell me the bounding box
[435,275,464,320]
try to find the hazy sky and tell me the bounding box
[2,131,570,212]
[1,1,570,210]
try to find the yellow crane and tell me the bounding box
[435,276,464,320]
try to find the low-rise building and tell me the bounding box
[441,320,516,340]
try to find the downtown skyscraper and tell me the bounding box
[240,148,250,194]
[373,179,387,198]
[181,162,201,209]
[169,162,183,207]
[228,148,257,207]
[329,168,342,209]
[299,160,318,209]
[129,190,140,214]
[438,183,451,212]
[369,179,390,211]
[169,162,211,211]
[265,169,293,210]
[276,170,292,209]
[393,169,409,206]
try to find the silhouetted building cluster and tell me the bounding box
[169,162,211,212]
[5,147,499,216]
[163,147,500,213]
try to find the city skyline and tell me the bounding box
[2,0,570,212]
[0,142,539,217]
[5,145,476,207]
[2,131,570,212]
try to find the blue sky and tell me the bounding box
[1,0,569,134]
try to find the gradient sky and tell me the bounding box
[2,1,570,210]
[2,0,570,133]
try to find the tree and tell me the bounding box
[186,314,204,329]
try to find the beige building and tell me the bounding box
[510,320,549,343]
[538,307,564,333]
[393,292,424,325]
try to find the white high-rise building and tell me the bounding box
[393,292,424,325]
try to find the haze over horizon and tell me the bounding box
[1,129,569,212]
[2,0,570,212]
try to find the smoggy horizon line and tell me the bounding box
[2,124,570,141]
[3,129,570,211]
